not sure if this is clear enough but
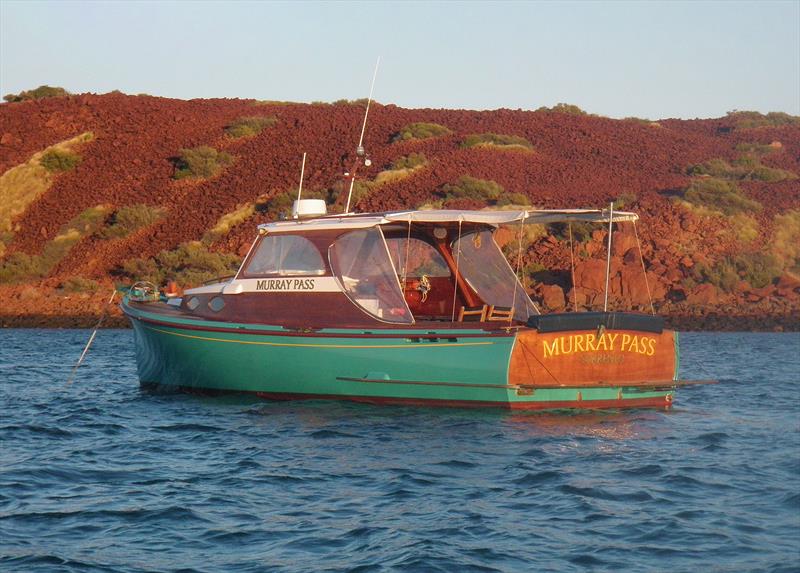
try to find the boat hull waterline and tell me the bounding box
[126,302,675,410]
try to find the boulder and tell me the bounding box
[686,283,719,305]
[611,230,637,257]
[541,284,566,310]
[776,273,800,291]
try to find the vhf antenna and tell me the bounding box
[344,57,380,214]
[292,152,307,219]
[296,152,307,202]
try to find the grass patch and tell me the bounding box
[391,153,427,170]
[536,103,587,115]
[726,111,800,129]
[772,210,800,273]
[173,146,233,179]
[0,205,110,283]
[59,276,101,293]
[437,176,530,207]
[727,213,760,244]
[462,133,533,151]
[224,116,278,138]
[202,202,261,244]
[40,148,82,172]
[691,252,782,291]
[688,157,796,182]
[0,133,94,239]
[373,153,428,186]
[735,142,779,155]
[101,204,166,239]
[4,85,69,103]
[392,122,452,142]
[682,178,761,216]
[121,241,241,286]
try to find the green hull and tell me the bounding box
[125,301,674,410]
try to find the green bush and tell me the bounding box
[173,146,233,179]
[683,178,761,216]
[726,111,800,129]
[224,116,278,138]
[733,252,782,288]
[462,133,533,150]
[0,206,109,283]
[257,189,330,220]
[391,153,427,170]
[687,157,796,182]
[772,210,800,272]
[692,252,781,292]
[536,103,587,115]
[496,192,531,206]
[101,204,166,239]
[122,242,241,286]
[40,149,82,172]
[60,276,100,293]
[440,176,504,205]
[735,142,777,155]
[0,253,49,283]
[392,122,452,142]
[615,192,638,209]
[549,221,595,244]
[4,85,69,103]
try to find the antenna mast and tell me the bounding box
[296,152,307,203]
[344,57,380,213]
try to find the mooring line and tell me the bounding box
[65,289,117,387]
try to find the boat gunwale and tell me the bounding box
[121,297,516,339]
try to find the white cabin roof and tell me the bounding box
[258,208,638,233]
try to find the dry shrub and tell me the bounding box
[392,122,451,142]
[173,146,233,179]
[224,116,278,138]
[462,133,533,151]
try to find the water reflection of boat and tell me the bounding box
[122,205,705,410]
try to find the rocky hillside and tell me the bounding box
[1,93,798,329]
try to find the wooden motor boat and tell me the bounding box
[122,205,706,410]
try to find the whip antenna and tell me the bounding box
[344,57,380,213]
[296,152,307,203]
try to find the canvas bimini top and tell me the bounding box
[257,208,639,233]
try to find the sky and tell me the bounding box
[1,0,798,119]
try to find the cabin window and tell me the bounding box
[245,235,326,277]
[385,237,450,279]
[452,230,538,322]
[330,228,413,324]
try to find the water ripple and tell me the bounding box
[0,330,798,572]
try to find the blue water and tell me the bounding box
[0,330,798,572]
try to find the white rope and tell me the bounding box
[603,202,613,312]
[568,223,578,312]
[402,216,412,289]
[633,221,656,315]
[510,219,525,325]
[450,219,463,322]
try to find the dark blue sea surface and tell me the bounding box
[0,330,798,572]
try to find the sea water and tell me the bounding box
[0,330,798,572]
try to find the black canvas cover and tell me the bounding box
[527,312,664,334]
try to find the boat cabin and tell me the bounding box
[180,209,637,330]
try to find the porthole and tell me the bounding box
[186,297,200,311]
[208,297,225,312]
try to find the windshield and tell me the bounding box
[385,237,451,280]
[452,229,538,322]
[330,228,414,324]
[245,234,326,276]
